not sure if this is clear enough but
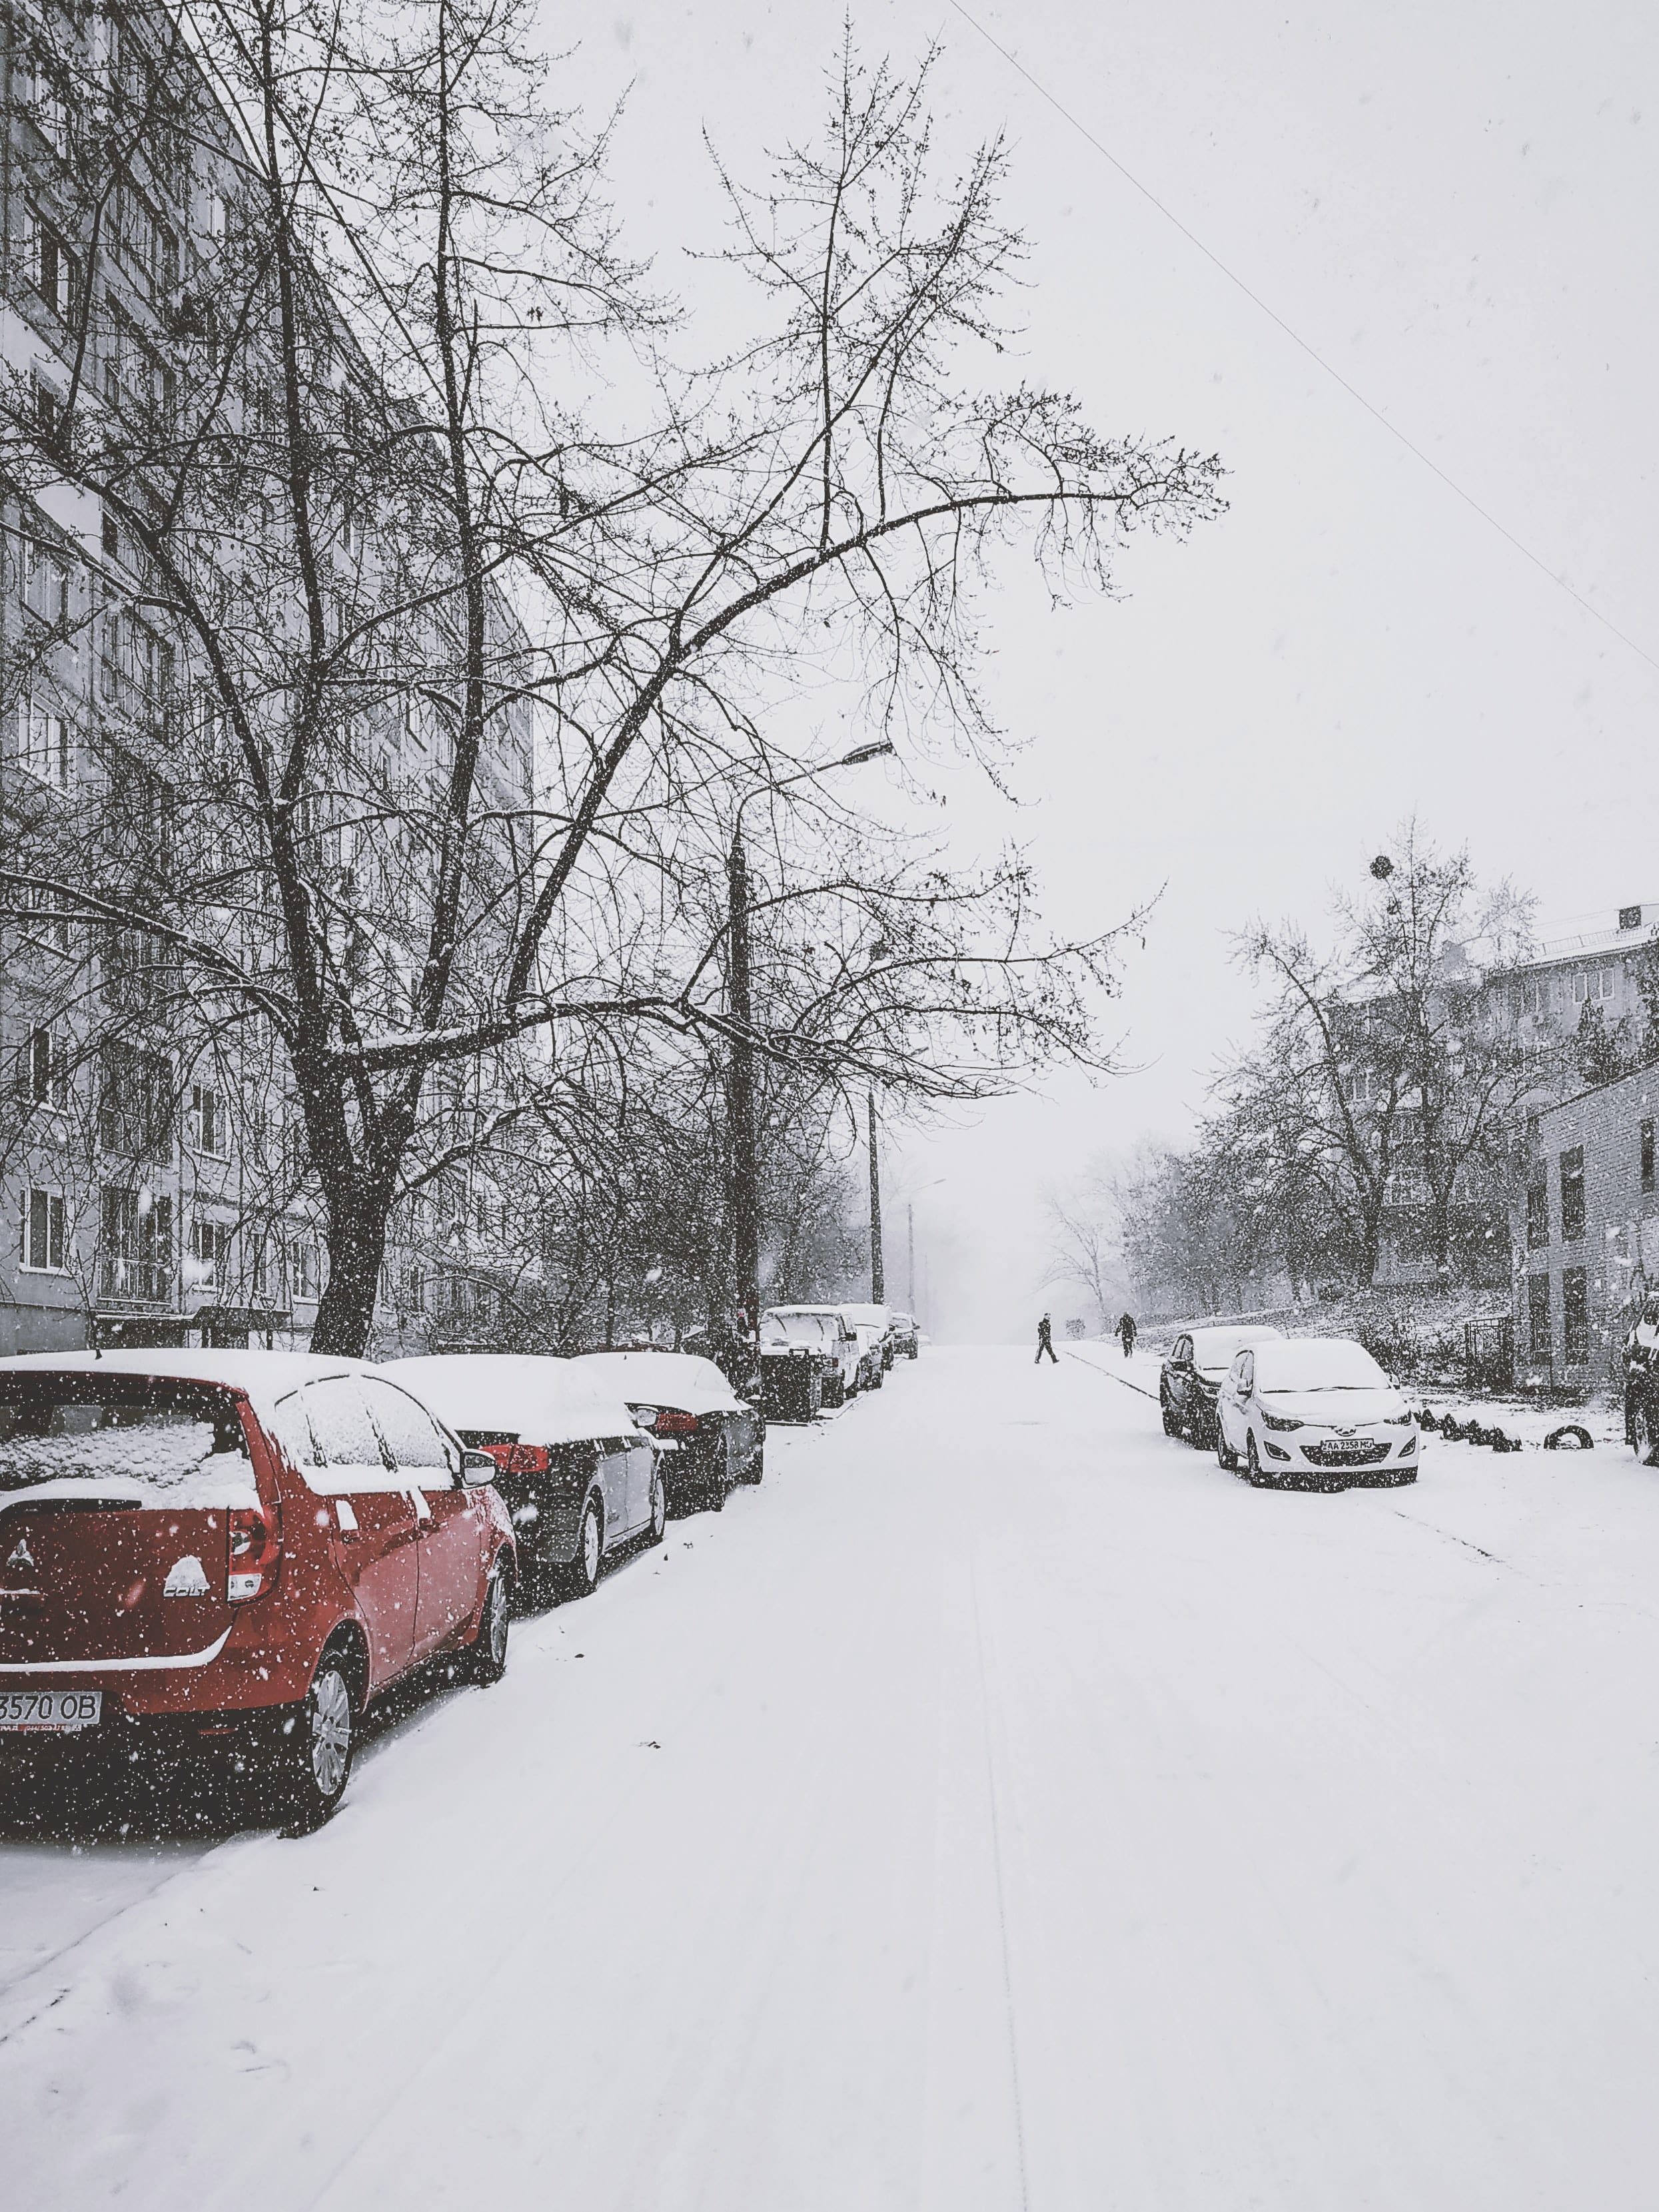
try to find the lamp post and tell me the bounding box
[728,740,893,1329]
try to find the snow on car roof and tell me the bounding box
[1251,1337,1390,1391]
[384,1355,639,1446]
[571,1350,748,1413]
[0,1349,375,1424]
[837,1303,890,1326]
[1190,1325,1286,1367]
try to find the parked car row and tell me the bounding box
[756,1303,921,1423]
[1159,1326,1420,1491]
[0,1333,778,1833]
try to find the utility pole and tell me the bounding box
[727,825,760,1329]
[867,1088,885,1301]
[723,739,893,1331]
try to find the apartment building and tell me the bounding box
[1491,901,1658,1054]
[0,0,536,1356]
[1512,1064,1659,1387]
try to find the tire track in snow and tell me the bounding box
[968,1553,1031,2212]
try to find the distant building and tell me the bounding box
[1491,901,1658,1054]
[1512,1064,1659,1388]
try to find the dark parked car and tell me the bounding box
[573,1352,764,1511]
[887,1313,920,1360]
[1159,1325,1286,1447]
[0,1351,514,1830]
[387,1355,663,1600]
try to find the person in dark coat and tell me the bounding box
[1116,1311,1137,1359]
[1035,1312,1058,1365]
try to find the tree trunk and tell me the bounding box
[311,1198,396,1357]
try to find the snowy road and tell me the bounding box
[7,1345,1659,2208]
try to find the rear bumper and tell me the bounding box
[0,1607,318,1718]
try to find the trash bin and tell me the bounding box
[762,1349,822,1423]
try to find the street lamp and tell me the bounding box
[727,740,895,1329]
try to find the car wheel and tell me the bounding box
[1634,1395,1659,1468]
[1215,1419,1239,1473]
[276,1652,356,1834]
[564,1496,603,1597]
[1160,1389,1181,1437]
[1245,1434,1273,1488]
[464,1559,512,1684]
[646,1464,668,1543]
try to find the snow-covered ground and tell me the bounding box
[6,1345,1659,2207]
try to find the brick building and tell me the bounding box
[1512,1064,1659,1387]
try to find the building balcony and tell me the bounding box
[99,1259,175,1307]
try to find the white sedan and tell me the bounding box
[1215,1336,1419,1490]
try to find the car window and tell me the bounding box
[1235,1353,1254,1390]
[297,1377,405,1495]
[1173,1337,1191,1363]
[268,1390,320,1470]
[360,1378,457,1483]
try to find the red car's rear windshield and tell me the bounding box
[0,1377,253,1499]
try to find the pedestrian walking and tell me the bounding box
[1116,1311,1137,1359]
[1035,1311,1058,1365]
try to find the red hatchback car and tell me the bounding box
[0,1352,515,1829]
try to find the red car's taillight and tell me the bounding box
[228,1503,281,1601]
[481,1442,550,1477]
[655,1409,698,1436]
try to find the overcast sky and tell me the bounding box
[557,0,1659,1339]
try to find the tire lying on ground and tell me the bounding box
[1544,1423,1594,1451]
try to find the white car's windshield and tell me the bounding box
[1253,1341,1388,1393]
[762,1313,826,1346]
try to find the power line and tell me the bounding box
[945,0,1659,680]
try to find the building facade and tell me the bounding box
[1512,1064,1659,1389]
[0,0,536,1357]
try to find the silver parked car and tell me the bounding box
[388,1355,662,1601]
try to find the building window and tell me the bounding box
[98,1041,173,1160]
[17,692,71,786]
[1560,1146,1586,1244]
[22,540,69,625]
[22,1188,67,1272]
[188,1082,228,1159]
[99,1186,174,1303]
[21,1025,69,1108]
[1562,1266,1590,1365]
[187,1217,232,1288]
[35,225,79,320]
[1643,1119,1655,1196]
[1526,1178,1549,1250]
[290,1241,320,1300]
[1528,1273,1552,1363]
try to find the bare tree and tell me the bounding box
[1045,1160,1125,1331]
[2,11,1223,1352]
[1233,825,1544,1283]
